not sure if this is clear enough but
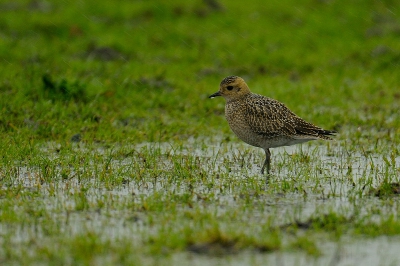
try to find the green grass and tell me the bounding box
[1,0,400,265]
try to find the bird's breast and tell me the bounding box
[224,102,263,148]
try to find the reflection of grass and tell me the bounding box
[1,0,400,264]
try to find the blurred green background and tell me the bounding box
[1,0,399,143]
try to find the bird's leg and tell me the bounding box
[261,148,271,175]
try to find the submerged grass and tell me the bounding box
[1,0,400,265]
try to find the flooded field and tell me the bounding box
[1,132,399,265]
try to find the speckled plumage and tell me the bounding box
[209,76,336,176]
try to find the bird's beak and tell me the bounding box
[209,91,221,99]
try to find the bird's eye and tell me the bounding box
[227,86,233,91]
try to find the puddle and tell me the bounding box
[170,235,400,266]
[1,136,400,263]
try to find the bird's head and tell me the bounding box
[209,76,251,102]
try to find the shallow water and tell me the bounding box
[170,235,400,266]
[4,136,400,264]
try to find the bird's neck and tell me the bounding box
[225,92,251,103]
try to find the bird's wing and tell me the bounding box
[243,95,323,138]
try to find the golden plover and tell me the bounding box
[209,76,336,175]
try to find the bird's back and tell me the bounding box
[225,93,335,149]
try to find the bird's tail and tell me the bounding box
[318,129,337,140]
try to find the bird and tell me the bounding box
[209,76,336,177]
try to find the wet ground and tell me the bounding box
[4,136,400,265]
